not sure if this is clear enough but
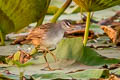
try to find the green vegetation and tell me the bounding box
[0,0,49,45]
[0,0,120,79]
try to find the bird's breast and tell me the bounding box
[44,30,64,48]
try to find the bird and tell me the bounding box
[26,20,72,70]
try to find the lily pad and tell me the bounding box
[80,47,120,65]
[31,69,109,79]
[110,68,120,75]
[32,72,72,79]
[2,37,120,79]
[68,69,109,79]
[73,0,120,12]
[0,9,14,34]
[90,24,104,35]
[0,73,19,80]
[37,37,120,65]
[0,0,48,34]
[0,72,31,80]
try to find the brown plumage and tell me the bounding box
[26,20,72,70]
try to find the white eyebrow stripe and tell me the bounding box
[64,22,71,28]
[64,22,70,28]
[67,22,71,26]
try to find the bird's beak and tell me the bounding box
[66,24,75,30]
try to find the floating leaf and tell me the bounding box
[110,68,120,75]
[68,69,109,79]
[80,47,120,65]
[13,61,33,68]
[31,69,109,79]
[0,73,19,80]
[54,37,84,61]
[54,37,120,65]
[37,37,120,65]
[0,73,31,80]
[32,72,72,79]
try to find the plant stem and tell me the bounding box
[36,16,45,27]
[83,12,91,46]
[20,71,24,80]
[0,30,5,46]
[51,0,72,23]
[36,0,51,26]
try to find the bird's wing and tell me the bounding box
[26,23,55,40]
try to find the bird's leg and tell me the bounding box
[46,48,57,62]
[43,50,53,70]
[43,50,62,71]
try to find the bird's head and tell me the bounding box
[59,19,72,30]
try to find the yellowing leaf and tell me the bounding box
[73,0,120,12]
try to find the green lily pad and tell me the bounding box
[80,47,120,65]
[90,24,104,35]
[3,37,120,79]
[68,69,109,79]
[54,37,120,65]
[54,37,84,61]
[0,9,14,34]
[37,37,120,65]
[0,73,31,80]
[31,69,109,79]
[0,0,48,34]
[0,73,19,80]
[32,72,72,79]
[110,68,120,75]
[73,0,120,12]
